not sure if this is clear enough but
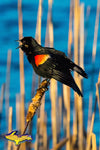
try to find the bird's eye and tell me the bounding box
[22,40,25,44]
[21,40,29,48]
[24,44,29,48]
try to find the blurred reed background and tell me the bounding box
[0,0,100,149]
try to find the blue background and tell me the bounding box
[0,0,100,149]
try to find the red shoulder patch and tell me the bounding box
[34,54,50,67]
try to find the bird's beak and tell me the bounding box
[15,40,21,42]
[16,45,22,49]
[16,40,23,49]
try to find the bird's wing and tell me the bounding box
[45,48,88,78]
[37,55,82,96]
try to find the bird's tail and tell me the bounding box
[70,78,83,97]
[53,70,83,97]
[68,59,88,78]
[73,64,88,78]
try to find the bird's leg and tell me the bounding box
[37,78,50,91]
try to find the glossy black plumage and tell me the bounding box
[17,36,88,97]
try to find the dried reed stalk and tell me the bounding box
[50,138,68,150]
[35,0,42,44]
[39,95,47,150]
[73,0,80,144]
[7,107,12,150]
[86,95,97,150]
[63,85,70,150]
[77,3,84,150]
[12,143,17,150]
[5,50,11,121]
[18,0,25,95]
[0,84,5,114]
[79,4,84,69]
[43,113,48,150]
[87,93,93,132]
[74,1,84,150]
[45,0,53,47]
[18,0,26,149]
[91,133,96,150]
[35,119,40,150]
[96,71,100,114]
[48,0,53,48]
[16,94,21,130]
[50,78,57,146]
[16,95,21,150]
[92,0,100,62]
[68,0,73,56]
[57,96,62,139]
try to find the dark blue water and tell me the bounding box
[0,0,100,149]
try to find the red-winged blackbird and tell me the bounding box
[16,37,88,97]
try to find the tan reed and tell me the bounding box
[96,71,100,114]
[0,84,5,114]
[50,138,68,150]
[92,0,100,62]
[7,107,13,150]
[73,0,80,145]
[5,50,11,121]
[18,0,26,149]
[86,71,100,150]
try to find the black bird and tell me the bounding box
[16,37,88,97]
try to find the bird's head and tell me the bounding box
[16,37,38,54]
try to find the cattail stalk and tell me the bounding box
[26,79,50,123]
[17,79,50,150]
